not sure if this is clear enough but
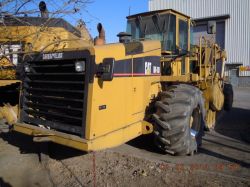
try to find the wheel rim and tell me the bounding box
[190,107,201,137]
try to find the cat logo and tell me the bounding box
[145,61,152,75]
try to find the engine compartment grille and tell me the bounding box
[21,59,86,137]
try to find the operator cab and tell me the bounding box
[126,9,190,55]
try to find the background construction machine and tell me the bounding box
[7,5,233,155]
[0,1,92,125]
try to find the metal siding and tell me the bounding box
[149,0,250,76]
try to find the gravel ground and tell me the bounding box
[0,87,250,187]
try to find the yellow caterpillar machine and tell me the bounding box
[0,31,21,125]
[8,6,233,155]
[0,1,92,125]
[0,56,19,125]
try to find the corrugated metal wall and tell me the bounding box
[149,0,250,76]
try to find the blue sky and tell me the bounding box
[80,0,148,43]
[4,0,148,43]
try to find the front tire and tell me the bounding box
[152,84,205,155]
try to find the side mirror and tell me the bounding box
[207,21,216,34]
[96,58,114,81]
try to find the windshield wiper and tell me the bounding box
[136,16,147,37]
[152,14,161,33]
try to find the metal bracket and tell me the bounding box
[141,121,153,135]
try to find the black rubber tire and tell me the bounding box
[223,83,233,111]
[152,84,205,156]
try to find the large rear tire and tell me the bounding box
[223,83,233,111]
[152,84,206,155]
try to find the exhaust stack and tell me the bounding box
[94,23,106,45]
[39,1,49,18]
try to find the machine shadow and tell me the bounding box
[199,147,250,168]
[1,107,249,160]
[0,178,12,187]
[127,107,250,155]
[202,137,250,154]
[126,134,164,154]
[0,131,86,160]
[214,107,250,143]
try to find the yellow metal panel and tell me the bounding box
[0,26,92,53]
[94,43,127,64]
[12,120,149,152]
[142,40,162,53]
[13,123,89,151]
[85,41,161,140]
[132,77,161,114]
[185,57,190,74]
[85,76,160,140]
[191,73,200,81]
[0,80,20,87]
[87,121,143,151]
[161,74,190,82]
[86,77,134,139]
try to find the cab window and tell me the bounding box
[179,19,188,52]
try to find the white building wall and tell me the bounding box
[149,0,250,76]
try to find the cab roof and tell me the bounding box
[127,9,190,19]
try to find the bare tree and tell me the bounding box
[0,0,93,69]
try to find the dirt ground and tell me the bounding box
[0,87,250,187]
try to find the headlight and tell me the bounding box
[24,65,30,73]
[75,61,85,72]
